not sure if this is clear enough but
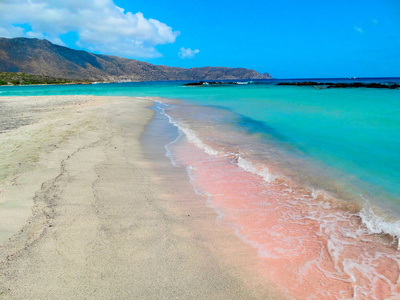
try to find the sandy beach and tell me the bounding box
[0,96,279,299]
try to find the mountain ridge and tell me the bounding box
[0,37,272,82]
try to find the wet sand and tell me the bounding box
[0,96,279,299]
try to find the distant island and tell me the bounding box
[0,37,272,83]
[277,81,400,89]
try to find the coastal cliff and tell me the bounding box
[0,37,272,82]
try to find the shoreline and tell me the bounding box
[0,95,279,299]
[156,98,400,298]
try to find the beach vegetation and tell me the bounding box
[0,72,92,86]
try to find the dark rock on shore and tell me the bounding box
[277,82,400,89]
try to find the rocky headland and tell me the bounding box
[0,37,272,82]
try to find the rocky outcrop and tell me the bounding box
[277,82,400,89]
[0,37,272,82]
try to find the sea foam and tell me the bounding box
[156,100,400,298]
[358,197,400,249]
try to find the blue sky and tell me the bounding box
[1,0,399,78]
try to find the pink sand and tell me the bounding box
[173,138,400,299]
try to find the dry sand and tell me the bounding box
[0,96,281,299]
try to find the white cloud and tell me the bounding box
[353,26,364,34]
[178,47,199,59]
[0,0,180,58]
[0,25,24,38]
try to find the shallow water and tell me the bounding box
[155,100,400,299]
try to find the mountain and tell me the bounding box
[0,37,272,82]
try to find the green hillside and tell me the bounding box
[0,72,91,86]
